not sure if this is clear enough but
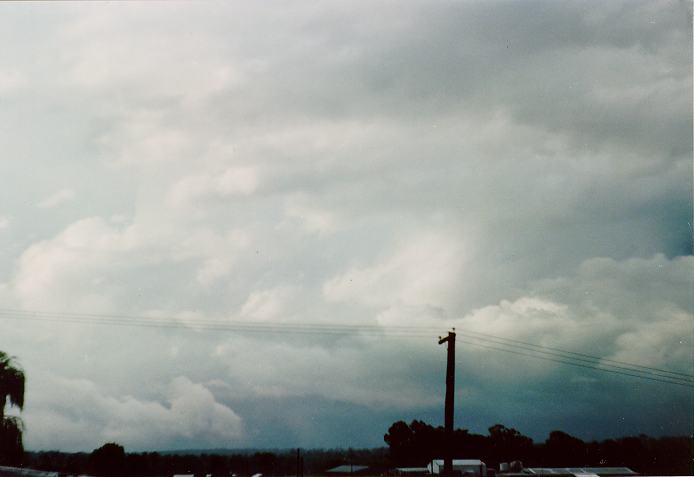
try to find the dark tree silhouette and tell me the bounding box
[385,420,445,465]
[90,442,126,476]
[487,424,534,466]
[543,430,588,466]
[0,351,25,465]
[385,420,501,466]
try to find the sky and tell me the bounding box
[0,0,692,452]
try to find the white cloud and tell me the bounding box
[11,210,251,310]
[24,374,243,451]
[168,167,260,207]
[12,217,140,311]
[610,310,692,369]
[0,70,25,93]
[37,188,75,209]
[283,195,338,235]
[454,255,694,378]
[323,231,468,309]
[460,297,574,343]
[240,286,300,322]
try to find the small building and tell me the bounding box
[428,459,487,476]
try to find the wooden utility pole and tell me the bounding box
[438,330,456,475]
[296,448,304,477]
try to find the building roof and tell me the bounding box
[579,469,636,476]
[0,466,60,477]
[525,468,636,477]
[431,460,485,466]
[326,465,370,474]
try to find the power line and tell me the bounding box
[0,309,430,338]
[2,307,691,379]
[455,338,692,388]
[452,330,692,383]
[0,308,691,387]
[457,328,694,379]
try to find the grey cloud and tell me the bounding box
[0,0,690,450]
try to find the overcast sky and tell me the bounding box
[0,1,691,452]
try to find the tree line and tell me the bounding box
[384,420,692,475]
[15,424,693,477]
[23,446,389,477]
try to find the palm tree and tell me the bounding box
[0,351,25,465]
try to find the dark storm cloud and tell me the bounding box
[204,1,690,154]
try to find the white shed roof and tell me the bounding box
[525,468,636,477]
[327,465,369,473]
[432,460,485,466]
[0,466,60,477]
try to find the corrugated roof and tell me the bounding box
[525,468,636,477]
[431,460,485,466]
[582,469,636,475]
[326,465,370,473]
[0,466,60,477]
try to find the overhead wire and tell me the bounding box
[451,330,692,383]
[456,328,694,379]
[0,307,691,387]
[455,338,692,388]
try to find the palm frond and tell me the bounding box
[0,351,25,411]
